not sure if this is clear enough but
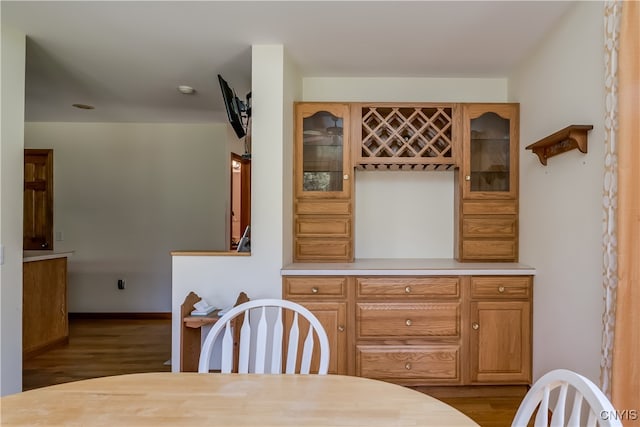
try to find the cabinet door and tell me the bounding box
[295,103,351,199]
[469,300,531,384]
[286,301,348,375]
[462,104,519,199]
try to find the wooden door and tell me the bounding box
[285,301,348,375]
[462,104,519,200]
[24,149,53,250]
[469,300,531,383]
[294,103,351,200]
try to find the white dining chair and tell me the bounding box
[511,368,622,427]
[198,298,330,375]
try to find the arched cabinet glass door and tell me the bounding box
[462,104,518,199]
[295,103,351,199]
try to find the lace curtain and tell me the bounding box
[601,0,640,414]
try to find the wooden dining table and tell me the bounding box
[1,372,479,426]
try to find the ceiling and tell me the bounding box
[3,1,576,123]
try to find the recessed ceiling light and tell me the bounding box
[177,85,196,94]
[72,103,95,110]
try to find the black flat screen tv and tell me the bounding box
[218,74,248,139]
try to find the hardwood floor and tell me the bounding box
[23,318,171,391]
[23,318,523,426]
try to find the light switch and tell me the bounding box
[55,231,64,241]
[0,244,4,265]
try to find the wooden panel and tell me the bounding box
[295,217,350,238]
[23,258,68,357]
[357,303,459,338]
[462,200,517,215]
[471,276,532,299]
[356,277,459,298]
[295,239,352,262]
[283,277,347,298]
[461,239,516,261]
[296,200,351,215]
[470,301,531,383]
[462,216,516,238]
[356,345,460,381]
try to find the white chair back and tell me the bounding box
[198,298,330,375]
[511,369,622,427]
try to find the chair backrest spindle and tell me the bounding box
[512,369,622,427]
[270,307,283,374]
[198,299,329,375]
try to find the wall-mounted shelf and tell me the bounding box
[526,125,593,165]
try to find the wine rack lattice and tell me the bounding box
[356,105,457,170]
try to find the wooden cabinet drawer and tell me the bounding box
[462,200,517,215]
[295,239,352,262]
[462,239,517,261]
[471,276,532,299]
[295,217,350,238]
[356,345,460,381]
[462,216,516,238]
[357,303,459,338]
[356,277,459,299]
[296,200,351,215]
[283,277,347,298]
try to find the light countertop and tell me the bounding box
[281,258,535,276]
[23,250,74,263]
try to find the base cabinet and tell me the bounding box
[284,274,532,386]
[469,276,532,384]
[282,277,349,375]
[23,257,69,358]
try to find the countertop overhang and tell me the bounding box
[281,258,535,276]
[23,251,74,263]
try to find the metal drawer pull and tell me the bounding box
[405,319,412,326]
[311,287,319,294]
[472,322,479,330]
[405,362,412,370]
[404,286,411,294]
[498,286,505,293]
[338,325,345,332]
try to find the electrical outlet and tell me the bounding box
[117,279,125,290]
[55,231,64,241]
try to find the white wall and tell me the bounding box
[303,77,508,257]
[0,26,26,396]
[25,122,234,312]
[171,45,302,370]
[509,1,605,383]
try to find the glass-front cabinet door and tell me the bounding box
[462,104,519,199]
[295,103,351,199]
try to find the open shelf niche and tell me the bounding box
[526,125,593,165]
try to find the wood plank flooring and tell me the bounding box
[23,318,523,426]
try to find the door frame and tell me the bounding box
[230,153,251,250]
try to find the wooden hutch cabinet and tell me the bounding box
[456,103,520,262]
[293,103,354,262]
[286,100,532,389]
